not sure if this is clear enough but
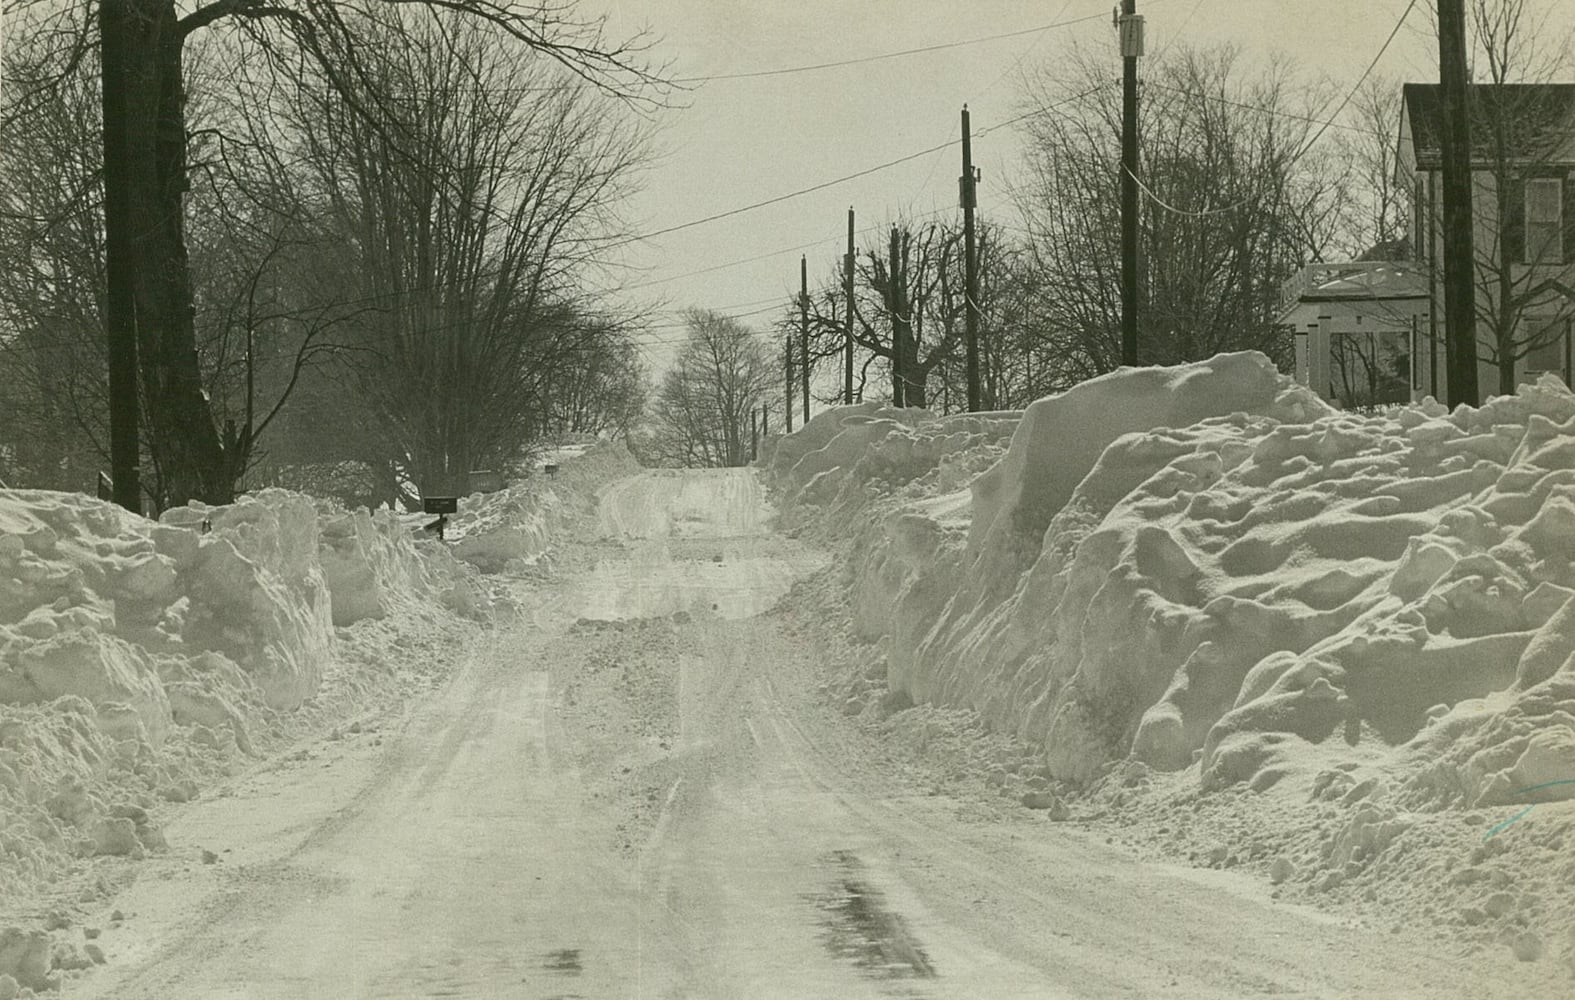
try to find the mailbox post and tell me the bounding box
[422,496,458,541]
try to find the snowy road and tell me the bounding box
[71,468,1558,998]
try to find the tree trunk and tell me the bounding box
[1500,330,1517,397]
[117,0,230,506]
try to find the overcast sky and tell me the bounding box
[586,0,1574,378]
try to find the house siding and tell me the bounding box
[1400,84,1575,404]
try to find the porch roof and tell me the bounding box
[1278,261,1428,329]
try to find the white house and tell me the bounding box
[1397,82,1575,402]
[1281,83,1575,409]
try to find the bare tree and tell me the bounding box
[0,30,110,490]
[2,0,666,509]
[0,19,378,505]
[643,310,775,468]
[539,326,647,439]
[1339,77,1413,260]
[1015,44,1339,378]
[278,6,652,498]
[798,217,986,411]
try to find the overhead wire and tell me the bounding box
[666,7,1149,85]
[179,4,1163,97]
[1291,0,1419,161]
[1130,0,1418,218]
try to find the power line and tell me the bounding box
[668,7,1137,84]
[1149,0,1205,64]
[181,4,1168,98]
[624,207,958,292]
[610,84,1105,251]
[1142,82,1391,140]
[1128,171,1261,218]
[1130,1,1418,219]
[1292,0,1418,160]
[608,141,957,247]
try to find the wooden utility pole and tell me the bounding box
[1118,1,1144,368]
[844,208,856,404]
[762,403,768,439]
[784,329,794,433]
[101,0,141,513]
[750,408,758,463]
[800,255,811,423]
[1438,0,1480,407]
[961,106,982,411]
[891,226,905,407]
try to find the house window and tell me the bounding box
[1525,178,1563,265]
[1524,318,1569,382]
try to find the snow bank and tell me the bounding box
[1,443,633,910]
[448,440,640,573]
[765,402,1019,531]
[771,353,1575,802]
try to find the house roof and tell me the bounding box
[1401,83,1575,169]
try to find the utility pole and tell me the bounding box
[784,329,794,433]
[961,105,982,412]
[891,226,905,407]
[800,255,811,423]
[1118,1,1144,368]
[844,207,855,405]
[1438,0,1480,407]
[101,0,141,513]
[750,408,758,463]
[762,403,768,439]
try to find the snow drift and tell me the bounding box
[0,443,631,914]
[766,352,1575,812]
[446,441,637,572]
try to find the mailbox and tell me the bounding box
[422,497,458,515]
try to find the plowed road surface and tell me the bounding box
[73,469,1556,998]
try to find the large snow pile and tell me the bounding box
[763,401,1020,537]
[0,489,486,893]
[768,352,1575,803]
[446,440,639,573]
[0,443,634,923]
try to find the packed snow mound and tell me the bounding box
[762,401,1020,533]
[773,352,1575,805]
[447,440,640,573]
[316,502,489,625]
[966,352,1328,586]
[1,488,481,737]
[2,442,626,906]
[0,485,481,906]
